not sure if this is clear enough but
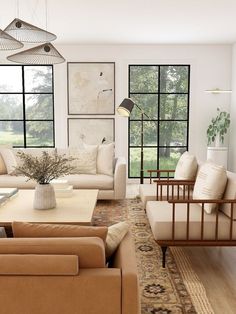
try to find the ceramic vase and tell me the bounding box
[33,183,56,210]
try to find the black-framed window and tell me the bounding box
[0,65,54,147]
[128,64,190,178]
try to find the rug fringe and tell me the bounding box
[171,247,215,314]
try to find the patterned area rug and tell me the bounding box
[92,198,214,314]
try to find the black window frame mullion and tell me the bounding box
[128,64,190,179]
[0,64,55,148]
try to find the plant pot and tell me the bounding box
[34,183,56,210]
[215,134,221,147]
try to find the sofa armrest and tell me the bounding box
[112,231,141,314]
[114,157,126,199]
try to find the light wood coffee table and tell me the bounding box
[0,189,98,228]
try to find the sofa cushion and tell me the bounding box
[0,148,17,174]
[0,175,36,189]
[65,174,113,190]
[105,222,129,258]
[84,143,115,176]
[221,170,236,220]
[0,254,79,276]
[193,161,227,214]
[14,148,55,167]
[0,237,106,268]
[12,221,108,244]
[0,153,7,175]
[69,146,98,174]
[146,201,236,241]
[174,151,198,180]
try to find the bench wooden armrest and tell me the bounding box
[147,169,175,183]
[166,199,236,243]
[152,180,195,201]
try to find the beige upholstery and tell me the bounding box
[146,201,236,241]
[221,170,236,220]
[0,148,127,200]
[174,151,198,180]
[12,221,108,244]
[0,232,140,314]
[0,254,79,275]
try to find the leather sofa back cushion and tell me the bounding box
[0,254,78,275]
[12,221,108,244]
[0,237,105,268]
[193,161,227,214]
[174,151,198,180]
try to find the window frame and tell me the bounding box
[128,64,190,178]
[0,64,55,148]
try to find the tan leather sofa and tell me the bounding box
[0,232,140,314]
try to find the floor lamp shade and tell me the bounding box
[117,98,134,116]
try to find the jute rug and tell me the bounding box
[92,198,214,314]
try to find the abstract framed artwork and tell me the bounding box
[68,118,115,147]
[67,62,115,115]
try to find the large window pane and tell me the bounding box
[25,94,53,120]
[0,121,24,146]
[129,148,140,177]
[26,121,54,146]
[143,148,157,176]
[159,147,186,170]
[160,66,189,93]
[24,66,53,93]
[0,65,54,148]
[0,66,22,92]
[0,95,23,119]
[129,64,189,178]
[159,121,187,147]
[160,94,188,120]
[129,94,158,120]
[130,66,159,93]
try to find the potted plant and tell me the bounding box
[14,151,75,210]
[207,108,230,146]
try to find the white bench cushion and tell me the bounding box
[146,201,236,241]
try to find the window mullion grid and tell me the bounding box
[22,66,26,148]
[157,65,160,172]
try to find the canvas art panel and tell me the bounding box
[67,62,115,115]
[68,118,114,147]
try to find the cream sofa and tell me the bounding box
[0,231,140,314]
[0,148,126,200]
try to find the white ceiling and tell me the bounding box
[1,0,236,44]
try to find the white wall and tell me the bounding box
[0,44,232,173]
[53,44,232,161]
[229,43,236,171]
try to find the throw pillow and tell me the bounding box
[0,154,7,175]
[69,146,98,174]
[12,221,108,244]
[105,221,129,258]
[193,161,227,214]
[0,147,17,174]
[84,143,115,176]
[174,151,198,180]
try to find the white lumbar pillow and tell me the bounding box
[105,221,129,258]
[193,161,227,214]
[0,147,17,174]
[174,151,198,180]
[84,143,115,176]
[69,146,98,174]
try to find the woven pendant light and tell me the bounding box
[4,18,56,43]
[0,28,23,50]
[7,42,65,64]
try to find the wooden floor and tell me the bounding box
[127,184,236,314]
